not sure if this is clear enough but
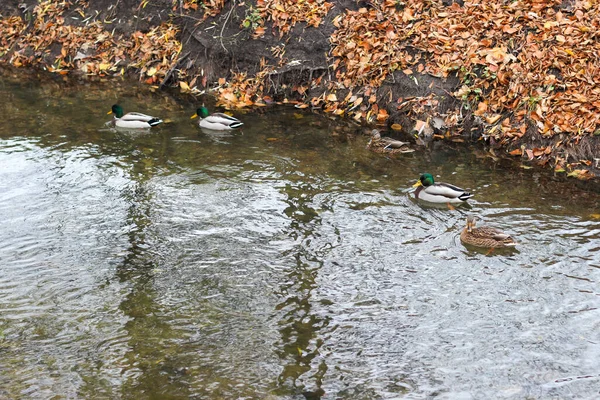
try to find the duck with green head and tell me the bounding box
[108,104,163,129]
[191,106,243,131]
[412,173,473,204]
[460,215,517,248]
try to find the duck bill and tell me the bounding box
[190,113,198,119]
[412,181,423,188]
[107,110,113,115]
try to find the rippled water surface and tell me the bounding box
[1,70,599,399]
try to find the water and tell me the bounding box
[0,69,599,399]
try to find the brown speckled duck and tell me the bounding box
[367,129,413,154]
[460,215,517,248]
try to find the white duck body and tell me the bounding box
[114,112,163,129]
[109,104,163,129]
[193,107,243,131]
[198,113,243,131]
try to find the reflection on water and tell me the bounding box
[0,69,600,399]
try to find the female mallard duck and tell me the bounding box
[367,129,413,154]
[108,104,163,129]
[412,173,473,204]
[460,215,517,248]
[191,106,243,131]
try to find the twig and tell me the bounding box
[218,0,237,54]
[159,51,190,88]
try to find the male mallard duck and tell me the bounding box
[367,129,413,154]
[460,215,517,248]
[108,104,163,129]
[412,173,473,204]
[191,106,243,131]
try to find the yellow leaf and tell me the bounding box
[179,81,190,91]
[567,169,592,180]
[147,66,157,76]
[99,63,111,71]
[391,123,402,131]
[326,93,337,102]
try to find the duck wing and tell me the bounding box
[475,226,516,245]
[206,113,243,128]
[425,182,472,200]
[121,112,163,125]
[381,137,410,149]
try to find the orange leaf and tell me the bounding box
[509,149,522,156]
[474,101,488,116]
[525,149,534,160]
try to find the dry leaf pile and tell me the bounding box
[256,0,334,37]
[173,0,224,18]
[329,0,600,141]
[1,0,181,83]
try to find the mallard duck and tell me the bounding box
[460,215,517,248]
[367,129,413,154]
[108,104,163,129]
[412,173,473,204]
[191,106,243,131]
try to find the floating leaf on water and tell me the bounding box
[391,123,402,131]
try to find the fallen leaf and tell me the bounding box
[509,149,522,156]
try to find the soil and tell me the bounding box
[2,0,600,180]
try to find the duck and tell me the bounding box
[108,104,163,129]
[191,106,243,131]
[412,173,473,204]
[366,129,414,154]
[460,215,517,248]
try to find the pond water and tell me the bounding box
[0,70,599,399]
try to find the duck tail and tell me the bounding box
[148,118,163,127]
[459,192,474,201]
